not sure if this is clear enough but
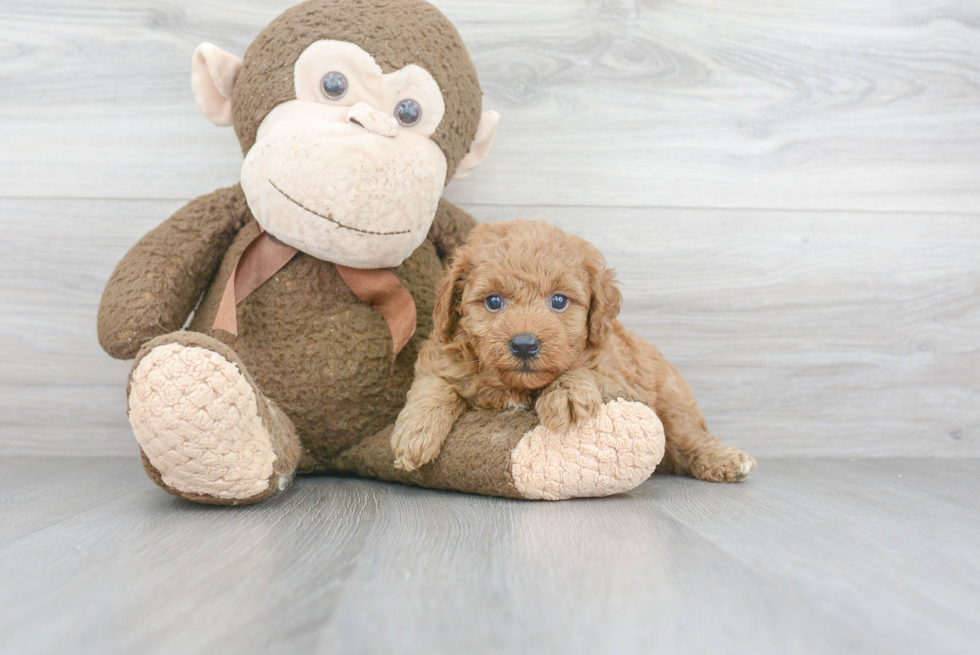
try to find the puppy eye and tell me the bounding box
[550,293,569,312]
[395,99,422,126]
[321,72,349,100]
[485,294,504,312]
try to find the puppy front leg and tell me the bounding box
[593,372,644,405]
[392,375,467,472]
[535,369,603,433]
[656,361,756,482]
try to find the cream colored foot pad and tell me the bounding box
[129,343,276,500]
[511,400,666,501]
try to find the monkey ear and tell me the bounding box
[452,111,500,180]
[191,42,244,127]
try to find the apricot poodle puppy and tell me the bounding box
[391,220,756,483]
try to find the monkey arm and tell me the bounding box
[426,198,478,262]
[97,185,251,360]
[332,409,540,499]
[330,399,665,500]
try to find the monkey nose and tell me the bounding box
[509,334,541,361]
[347,102,399,138]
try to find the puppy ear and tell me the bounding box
[583,243,622,349]
[432,245,472,343]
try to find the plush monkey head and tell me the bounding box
[191,0,499,268]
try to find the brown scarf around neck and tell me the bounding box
[212,229,417,356]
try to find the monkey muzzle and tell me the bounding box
[240,100,448,269]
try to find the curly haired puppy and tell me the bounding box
[391,220,756,482]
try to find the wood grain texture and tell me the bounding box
[0,457,977,654]
[2,4,977,649]
[0,1,978,457]
[1,198,977,457]
[1,0,979,211]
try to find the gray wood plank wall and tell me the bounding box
[1,0,978,457]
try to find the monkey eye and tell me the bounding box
[550,294,569,312]
[485,294,504,312]
[395,98,422,126]
[321,72,348,100]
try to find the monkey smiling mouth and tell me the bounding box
[269,180,411,236]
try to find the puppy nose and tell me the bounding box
[509,334,541,361]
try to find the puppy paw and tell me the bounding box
[691,447,757,482]
[535,370,603,433]
[391,420,448,472]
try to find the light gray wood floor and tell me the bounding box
[1,456,977,655]
[1,2,978,652]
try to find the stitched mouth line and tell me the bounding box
[269,180,411,236]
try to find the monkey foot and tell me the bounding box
[128,333,300,505]
[510,399,665,501]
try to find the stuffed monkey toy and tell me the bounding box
[98,0,665,505]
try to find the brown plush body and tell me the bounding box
[98,0,674,505]
[391,221,756,482]
[100,185,470,469]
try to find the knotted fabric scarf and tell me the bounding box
[212,229,417,356]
